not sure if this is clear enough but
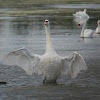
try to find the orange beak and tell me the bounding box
[45,21,48,25]
[78,24,80,28]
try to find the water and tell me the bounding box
[44,4,100,9]
[0,4,100,100]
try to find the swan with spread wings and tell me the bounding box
[3,20,87,83]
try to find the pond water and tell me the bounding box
[44,4,100,8]
[0,4,100,100]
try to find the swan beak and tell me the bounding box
[45,20,48,25]
[78,24,80,28]
[45,21,48,25]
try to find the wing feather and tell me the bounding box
[62,52,87,78]
[2,48,40,75]
[73,9,89,24]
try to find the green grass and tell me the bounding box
[0,8,100,17]
[0,0,99,8]
[0,0,100,4]
[0,8,76,16]
[0,0,99,17]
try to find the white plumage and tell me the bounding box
[95,20,100,34]
[73,9,95,38]
[3,20,87,83]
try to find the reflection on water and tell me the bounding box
[0,4,100,100]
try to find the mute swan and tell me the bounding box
[73,9,94,38]
[95,20,100,34]
[3,20,87,83]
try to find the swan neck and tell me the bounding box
[80,23,86,37]
[45,25,56,54]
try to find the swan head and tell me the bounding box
[44,19,49,26]
[77,19,87,28]
[97,20,100,26]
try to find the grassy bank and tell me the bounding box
[0,0,100,8]
[0,8,76,16]
[0,0,100,4]
[0,8,100,17]
[0,0,99,17]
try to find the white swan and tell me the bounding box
[73,9,94,38]
[95,20,100,34]
[2,20,87,83]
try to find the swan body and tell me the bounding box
[3,20,87,83]
[82,29,94,38]
[95,20,100,34]
[73,9,94,38]
[40,53,62,83]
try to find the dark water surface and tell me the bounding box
[0,4,100,100]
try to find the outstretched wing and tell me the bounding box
[2,48,40,75]
[73,9,89,24]
[62,52,87,78]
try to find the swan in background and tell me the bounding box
[95,20,100,34]
[3,20,87,83]
[73,9,94,38]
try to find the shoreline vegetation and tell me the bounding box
[0,0,100,5]
[0,0,100,8]
[0,9,76,16]
[0,8,100,17]
[0,0,99,17]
